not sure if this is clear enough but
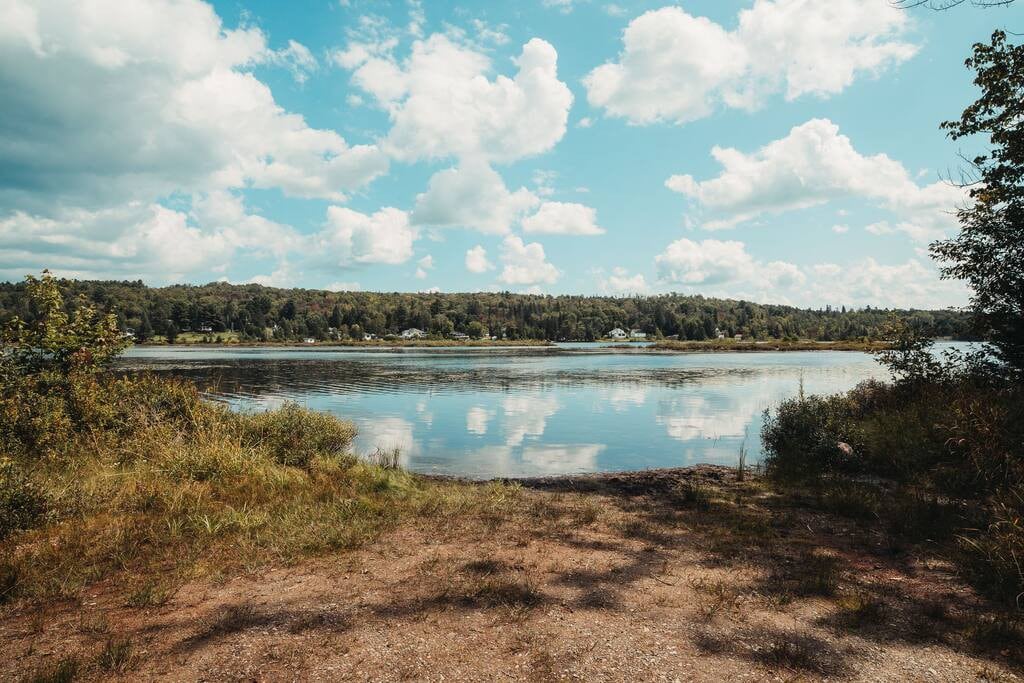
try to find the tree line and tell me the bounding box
[0,278,973,343]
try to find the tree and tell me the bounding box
[165,321,179,345]
[1,272,128,375]
[137,311,154,342]
[933,31,1024,374]
[466,321,486,339]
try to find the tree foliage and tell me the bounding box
[1,271,128,376]
[0,277,972,344]
[933,30,1024,375]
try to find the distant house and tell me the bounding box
[401,328,426,339]
[198,325,213,333]
[715,327,726,340]
[608,327,627,339]
[304,337,316,344]
[450,331,469,341]
[734,334,743,341]
[363,333,376,341]
[629,329,647,340]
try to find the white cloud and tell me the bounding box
[666,118,963,236]
[654,238,965,308]
[0,0,389,283]
[542,0,577,14]
[0,0,387,211]
[813,257,967,309]
[577,116,594,128]
[339,33,573,163]
[317,207,417,266]
[411,161,538,234]
[584,2,917,125]
[532,169,558,197]
[266,39,318,84]
[498,235,559,286]
[325,281,361,292]
[521,201,604,236]
[656,239,758,286]
[465,245,494,273]
[0,194,299,283]
[415,253,433,279]
[832,224,850,234]
[600,267,649,294]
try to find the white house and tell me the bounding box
[608,327,627,339]
[401,328,426,339]
[629,329,647,340]
[450,331,469,341]
[304,337,316,344]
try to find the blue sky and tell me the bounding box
[1,0,1019,307]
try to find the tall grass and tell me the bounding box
[0,373,513,603]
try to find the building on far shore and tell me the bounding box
[401,328,426,339]
[608,327,627,339]
[450,331,469,341]
[629,329,647,340]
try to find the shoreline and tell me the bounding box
[124,339,912,353]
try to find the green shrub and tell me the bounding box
[240,402,356,468]
[761,393,861,481]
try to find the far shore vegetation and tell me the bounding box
[0,278,972,346]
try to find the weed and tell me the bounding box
[23,656,79,683]
[97,637,134,672]
[834,593,885,628]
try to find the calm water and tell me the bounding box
[117,343,969,478]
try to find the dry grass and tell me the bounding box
[0,374,517,605]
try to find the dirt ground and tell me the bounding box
[3,467,1021,682]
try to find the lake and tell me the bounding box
[117,343,968,479]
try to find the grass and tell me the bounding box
[0,372,520,604]
[97,637,134,673]
[23,657,79,683]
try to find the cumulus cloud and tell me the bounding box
[465,245,494,273]
[584,1,917,125]
[521,202,605,235]
[0,0,387,211]
[498,235,559,287]
[0,200,289,283]
[317,207,417,266]
[654,237,964,308]
[666,118,963,236]
[0,0,389,283]
[411,161,539,234]
[600,267,649,294]
[338,33,573,163]
[656,239,759,287]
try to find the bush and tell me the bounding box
[761,393,861,480]
[0,458,44,540]
[240,402,357,468]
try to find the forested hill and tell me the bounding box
[0,279,972,343]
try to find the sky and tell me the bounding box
[0,0,1019,308]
